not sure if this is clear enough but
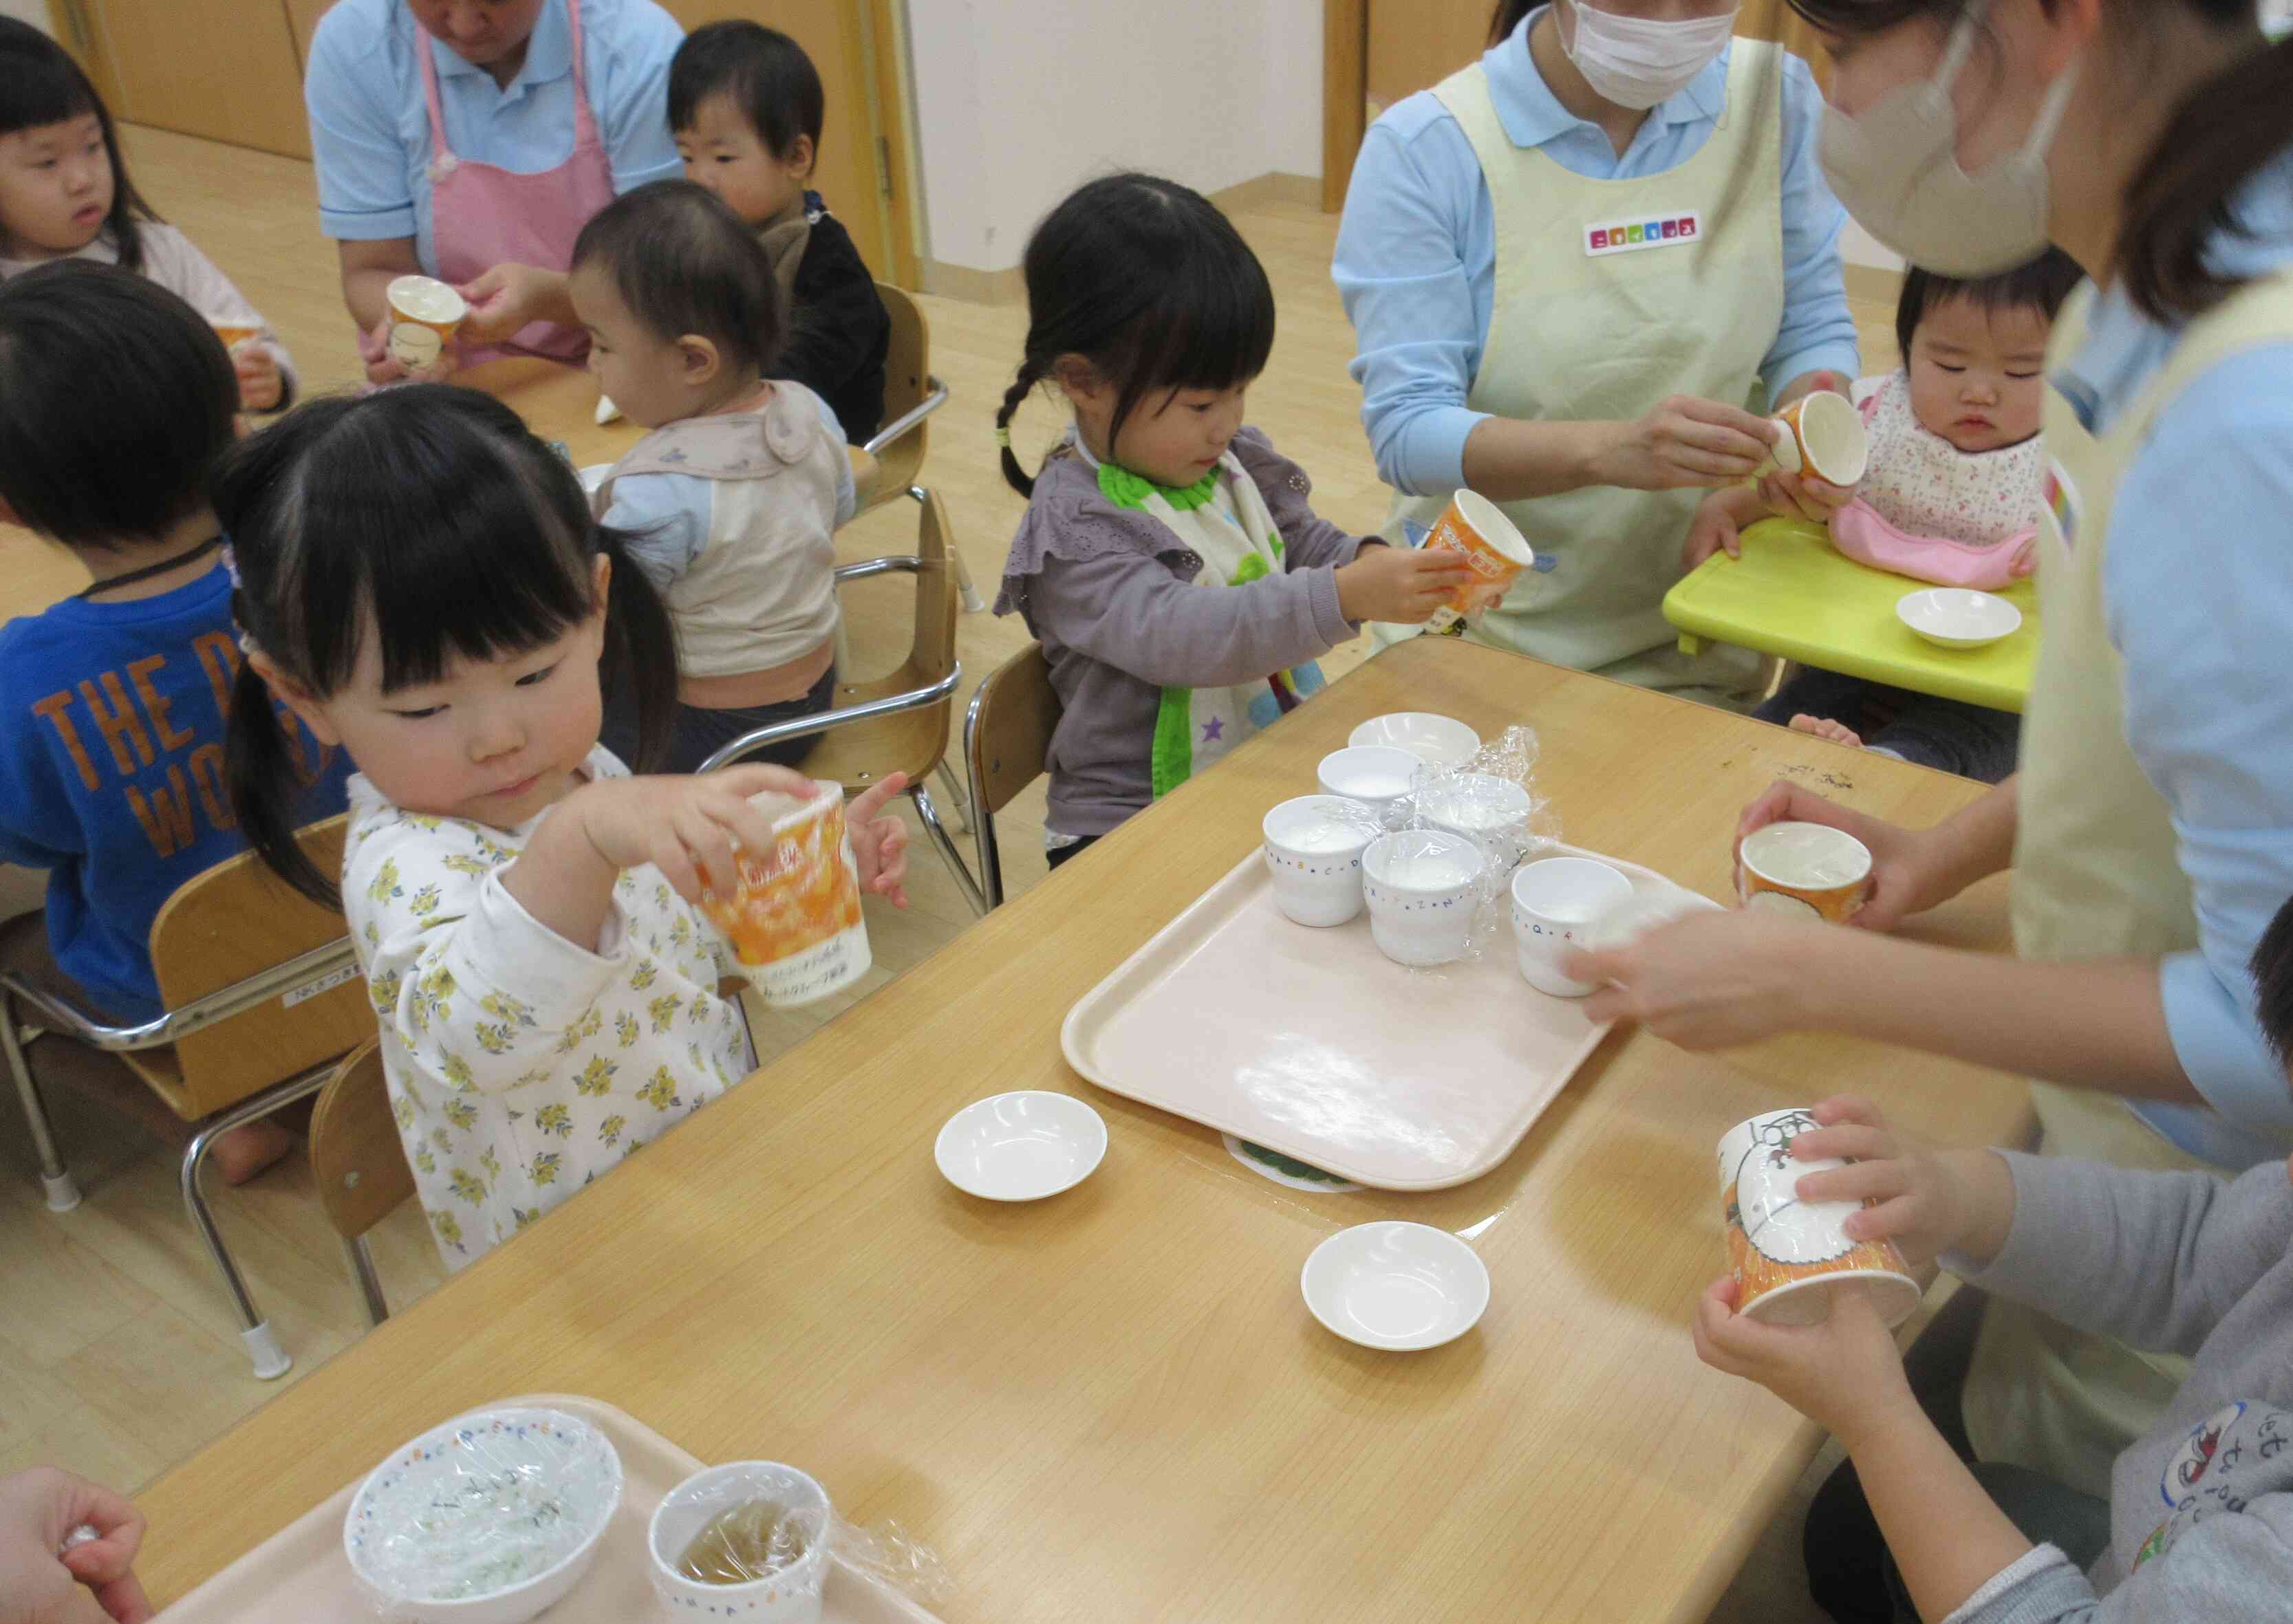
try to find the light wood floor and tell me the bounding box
[0,124,1902,1618]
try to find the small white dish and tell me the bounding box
[935,1091,1107,1201]
[648,1461,832,1621]
[1316,745,1422,819]
[1896,588,2021,650]
[1347,713,1481,769]
[1301,1222,1491,1352]
[344,1407,622,1624]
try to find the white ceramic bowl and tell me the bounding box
[1301,1222,1490,1352]
[1509,857,1634,999]
[934,1091,1107,1201]
[1262,794,1379,928]
[344,1407,623,1624]
[648,1462,832,1621]
[1896,588,2021,650]
[1346,713,1482,769]
[1315,745,1422,819]
[1361,830,1483,967]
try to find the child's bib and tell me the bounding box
[1090,449,1326,799]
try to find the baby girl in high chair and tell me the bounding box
[1685,250,2085,785]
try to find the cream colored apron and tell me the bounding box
[1962,272,2293,1497]
[1375,43,1786,706]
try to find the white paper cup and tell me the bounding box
[385,274,467,370]
[1717,1107,1921,1328]
[647,1462,831,1622]
[1737,821,1874,924]
[698,782,872,1009]
[1417,772,1536,866]
[1510,857,1633,997]
[1361,830,1482,967]
[1758,389,1869,487]
[1262,795,1379,928]
[1316,745,1421,821]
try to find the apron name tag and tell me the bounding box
[1584,210,1701,258]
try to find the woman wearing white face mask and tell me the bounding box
[1333,1,1862,704]
[1567,0,2293,1590]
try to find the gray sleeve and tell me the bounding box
[1230,426,1373,575]
[1950,1156,2292,1358]
[1025,541,1355,691]
[1950,1497,2293,1624]
[600,473,708,593]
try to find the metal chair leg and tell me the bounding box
[932,763,973,834]
[180,1067,333,1381]
[911,786,987,917]
[1,997,80,1213]
[344,1233,389,1329]
[911,485,988,614]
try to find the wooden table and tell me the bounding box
[136,639,2030,1622]
[1666,517,2039,713]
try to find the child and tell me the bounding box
[217,385,907,1269]
[571,181,854,775]
[0,19,294,413]
[993,173,1470,865]
[669,21,890,444]
[1683,251,2085,784]
[1695,886,2293,1624]
[0,264,348,1182]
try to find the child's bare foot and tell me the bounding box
[209,1118,295,1186]
[1789,714,1865,749]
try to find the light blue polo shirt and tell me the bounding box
[305,0,684,274]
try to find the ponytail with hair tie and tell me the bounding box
[996,358,1048,498]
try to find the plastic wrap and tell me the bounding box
[346,1408,623,1618]
[1388,724,1558,966]
[648,1461,954,1613]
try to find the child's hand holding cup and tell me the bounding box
[697,779,875,1009]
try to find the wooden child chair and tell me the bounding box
[308,1040,415,1327]
[961,643,1063,910]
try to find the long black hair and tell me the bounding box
[1788,0,2289,323]
[0,19,158,272]
[995,173,1276,497]
[0,262,235,548]
[214,387,680,907]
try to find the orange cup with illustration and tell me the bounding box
[208,318,262,352]
[1736,821,1873,924]
[1719,1107,1921,1326]
[1421,490,1535,631]
[383,274,467,370]
[1759,389,1870,487]
[698,782,872,1009]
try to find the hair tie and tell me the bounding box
[221,543,243,590]
[995,425,1013,449]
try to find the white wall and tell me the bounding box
[906,0,1322,274]
[0,0,52,32]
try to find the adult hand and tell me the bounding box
[233,345,283,413]
[1597,396,1780,492]
[1692,1276,1919,1449]
[458,263,563,344]
[0,1467,153,1624]
[1334,543,1478,624]
[843,775,913,909]
[1737,782,1952,932]
[1787,1096,2016,1269]
[1572,907,1827,1050]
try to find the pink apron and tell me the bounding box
[418,0,617,363]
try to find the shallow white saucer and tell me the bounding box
[1347,713,1482,769]
[935,1091,1107,1201]
[1896,588,2021,650]
[1300,1222,1490,1352]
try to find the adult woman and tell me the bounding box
[1333,1,1862,704]
[303,0,683,380]
[1580,0,2293,1527]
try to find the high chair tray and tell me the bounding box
[153,1393,945,1623]
[1663,517,2039,713]
[1060,843,1705,1191]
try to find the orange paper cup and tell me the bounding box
[1736,820,1873,924]
[384,274,467,371]
[1760,389,1869,487]
[208,318,263,351]
[698,783,872,1009]
[1719,1107,1920,1327]
[1421,490,1534,631]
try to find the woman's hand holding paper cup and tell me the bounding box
[1598,394,1780,490]
[1736,783,1954,933]
[1572,907,1823,1048]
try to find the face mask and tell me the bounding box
[1562,2,1739,112]
[1818,2,2078,277]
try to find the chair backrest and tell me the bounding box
[309,1039,412,1243]
[963,642,1062,908]
[147,815,371,1119]
[874,282,930,488]
[911,487,960,691]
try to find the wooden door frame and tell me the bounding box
[1321,0,1366,213]
[864,0,921,288]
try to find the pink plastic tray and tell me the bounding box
[153,1394,943,1622]
[1062,844,1702,1191]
